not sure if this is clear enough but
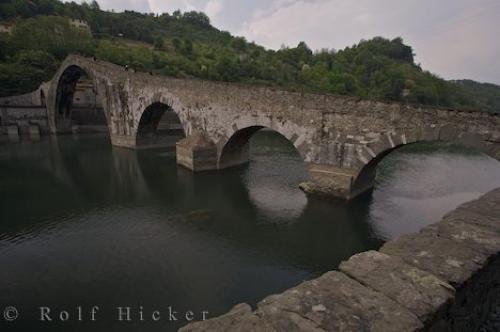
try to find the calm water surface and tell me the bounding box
[1,132,499,331]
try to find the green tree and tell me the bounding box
[8,16,94,59]
[154,36,164,50]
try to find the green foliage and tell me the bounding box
[0,13,93,96]
[451,80,500,113]
[153,36,164,50]
[7,16,94,59]
[0,0,499,113]
[15,50,57,71]
[0,50,56,95]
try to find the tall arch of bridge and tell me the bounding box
[47,61,110,136]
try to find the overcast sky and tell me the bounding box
[73,0,500,84]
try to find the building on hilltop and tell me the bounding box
[0,23,12,34]
[69,19,90,31]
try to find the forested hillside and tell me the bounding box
[0,0,499,113]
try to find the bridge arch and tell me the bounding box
[48,61,110,136]
[349,128,500,197]
[218,125,307,170]
[136,102,186,149]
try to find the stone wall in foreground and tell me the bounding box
[180,188,500,331]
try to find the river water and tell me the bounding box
[0,132,499,331]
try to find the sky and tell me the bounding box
[71,0,500,84]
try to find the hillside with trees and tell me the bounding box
[0,0,499,113]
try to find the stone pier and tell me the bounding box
[299,164,376,200]
[176,133,218,171]
[180,188,500,331]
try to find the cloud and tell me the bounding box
[148,0,196,13]
[240,0,421,50]
[205,0,223,19]
[413,5,500,83]
[238,0,500,83]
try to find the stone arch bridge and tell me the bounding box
[41,55,500,200]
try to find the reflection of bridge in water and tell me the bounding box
[0,134,381,275]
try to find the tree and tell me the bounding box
[89,0,100,11]
[8,16,94,59]
[181,11,210,27]
[181,39,193,57]
[216,55,239,82]
[154,36,164,50]
[231,37,247,52]
[15,50,57,71]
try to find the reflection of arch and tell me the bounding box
[54,65,108,134]
[218,126,305,170]
[136,102,185,149]
[351,131,500,195]
[57,135,113,201]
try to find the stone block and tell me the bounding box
[388,131,404,147]
[179,303,272,332]
[402,128,421,144]
[443,208,500,234]
[380,228,489,287]
[300,164,360,200]
[366,138,392,156]
[255,271,423,331]
[424,217,500,256]
[438,125,459,141]
[339,250,454,324]
[420,125,440,141]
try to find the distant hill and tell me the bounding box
[0,0,499,113]
[450,80,500,114]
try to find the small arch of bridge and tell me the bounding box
[217,125,307,170]
[136,102,186,149]
[348,128,500,198]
